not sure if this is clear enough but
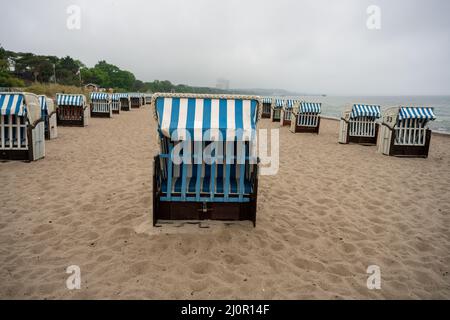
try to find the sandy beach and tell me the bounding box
[0,105,449,299]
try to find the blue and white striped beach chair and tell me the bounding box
[111,94,120,114]
[56,93,89,127]
[0,92,45,161]
[129,93,142,108]
[378,106,436,158]
[152,93,261,226]
[261,97,272,118]
[90,92,112,117]
[291,101,322,134]
[39,95,58,140]
[116,93,131,111]
[280,99,298,126]
[339,104,381,145]
[271,98,284,122]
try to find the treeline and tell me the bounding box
[0,47,226,94]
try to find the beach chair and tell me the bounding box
[56,93,89,127]
[39,95,58,140]
[338,104,381,145]
[152,93,260,226]
[290,101,321,133]
[271,98,284,122]
[378,106,436,158]
[261,97,272,118]
[111,94,120,114]
[144,94,153,105]
[0,92,45,161]
[129,93,142,108]
[280,99,297,127]
[90,92,112,117]
[118,93,131,111]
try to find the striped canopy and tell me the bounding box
[262,97,272,104]
[300,102,321,114]
[39,95,47,112]
[129,93,142,98]
[90,92,110,101]
[274,99,284,108]
[399,107,436,121]
[56,94,85,106]
[285,99,299,109]
[155,94,259,141]
[117,93,129,98]
[111,94,120,101]
[350,104,381,118]
[0,93,26,116]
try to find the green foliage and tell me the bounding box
[0,46,230,94]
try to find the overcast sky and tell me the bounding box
[1,0,449,95]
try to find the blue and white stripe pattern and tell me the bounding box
[262,97,272,104]
[38,95,47,112]
[129,92,142,98]
[274,99,284,108]
[300,102,321,114]
[155,95,258,141]
[398,107,436,120]
[285,99,299,109]
[116,93,129,98]
[350,104,381,118]
[111,94,120,101]
[56,94,85,106]
[90,92,110,101]
[0,93,26,116]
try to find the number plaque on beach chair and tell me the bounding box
[152,93,261,226]
[56,93,89,127]
[39,95,58,140]
[290,101,321,134]
[338,104,381,145]
[0,92,45,161]
[378,106,436,158]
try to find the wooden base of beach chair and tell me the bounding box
[91,111,112,118]
[388,129,431,158]
[280,119,291,127]
[121,106,131,111]
[272,117,280,122]
[112,110,120,114]
[261,113,271,119]
[0,149,32,161]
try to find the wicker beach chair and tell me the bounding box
[117,93,131,111]
[261,97,272,118]
[39,95,58,140]
[0,92,45,161]
[90,92,112,118]
[152,93,261,226]
[280,99,298,127]
[111,94,120,114]
[338,104,381,145]
[271,98,284,122]
[290,101,321,134]
[378,106,436,158]
[129,93,142,108]
[56,93,89,127]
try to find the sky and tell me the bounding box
[1,0,450,95]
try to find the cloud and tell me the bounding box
[1,0,449,94]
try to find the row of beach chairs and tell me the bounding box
[0,91,151,161]
[261,97,437,158]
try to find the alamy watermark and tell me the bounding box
[366,5,381,30]
[366,265,381,290]
[66,5,81,30]
[66,265,81,290]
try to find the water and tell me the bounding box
[281,95,450,134]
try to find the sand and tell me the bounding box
[0,105,449,299]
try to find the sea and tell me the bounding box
[279,95,450,134]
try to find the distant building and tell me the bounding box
[216,78,230,90]
[84,83,99,92]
